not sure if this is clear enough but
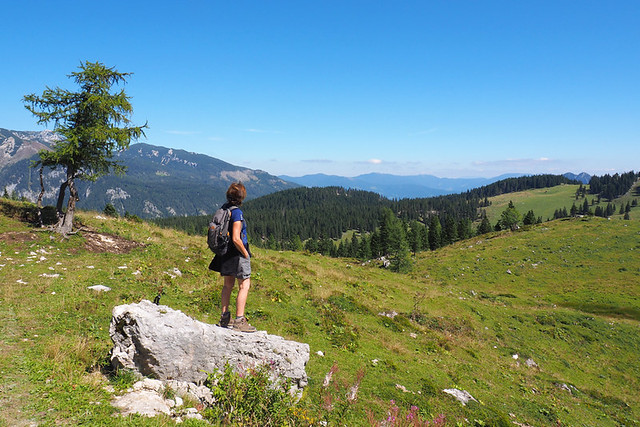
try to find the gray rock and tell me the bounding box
[112,389,172,417]
[87,285,111,292]
[109,300,309,393]
[525,358,538,368]
[443,388,477,406]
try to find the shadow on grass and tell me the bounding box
[561,302,640,322]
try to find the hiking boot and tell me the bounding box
[219,311,232,328]
[233,316,257,333]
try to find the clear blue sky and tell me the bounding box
[2,1,638,178]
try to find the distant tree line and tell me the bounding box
[588,171,638,201]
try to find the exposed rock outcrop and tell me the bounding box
[109,300,309,394]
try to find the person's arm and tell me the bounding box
[231,220,250,258]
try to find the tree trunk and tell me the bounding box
[55,180,68,219]
[55,169,78,236]
[57,177,78,235]
[36,166,45,226]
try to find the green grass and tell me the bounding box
[1,199,640,425]
[481,184,581,223]
[482,181,640,224]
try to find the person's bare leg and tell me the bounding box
[235,277,251,317]
[221,275,235,314]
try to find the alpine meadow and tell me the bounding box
[1,171,639,425]
[3,1,640,425]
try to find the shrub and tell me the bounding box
[103,203,118,217]
[204,362,304,426]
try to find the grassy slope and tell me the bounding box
[1,201,639,425]
[481,184,580,223]
[482,180,640,224]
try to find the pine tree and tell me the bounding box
[477,213,492,235]
[594,206,604,217]
[350,234,359,258]
[420,224,429,250]
[499,201,521,230]
[357,235,372,260]
[103,203,118,217]
[457,218,473,240]
[407,220,421,254]
[23,61,146,235]
[523,209,536,225]
[570,203,578,217]
[428,216,442,250]
[290,235,303,252]
[442,215,458,245]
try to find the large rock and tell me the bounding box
[110,300,309,392]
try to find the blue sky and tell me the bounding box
[2,1,638,178]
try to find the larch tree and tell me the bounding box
[23,61,147,235]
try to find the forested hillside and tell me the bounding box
[153,172,640,272]
[155,174,586,261]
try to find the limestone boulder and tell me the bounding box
[109,300,309,393]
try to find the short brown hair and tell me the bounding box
[226,182,247,206]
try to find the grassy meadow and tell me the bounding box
[1,199,639,426]
[481,181,639,224]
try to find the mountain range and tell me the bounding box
[1,128,591,217]
[279,171,591,199]
[0,128,297,218]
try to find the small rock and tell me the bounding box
[443,388,477,406]
[378,310,398,319]
[525,358,538,368]
[316,351,324,357]
[112,390,171,417]
[506,269,512,274]
[88,285,112,292]
[396,384,412,393]
[512,354,519,360]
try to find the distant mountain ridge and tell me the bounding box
[562,172,591,184]
[280,171,592,199]
[0,128,298,218]
[1,127,593,216]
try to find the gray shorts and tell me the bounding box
[237,256,251,279]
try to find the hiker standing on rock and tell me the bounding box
[209,182,256,332]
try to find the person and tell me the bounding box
[209,182,256,333]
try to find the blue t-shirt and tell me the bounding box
[230,207,248,246]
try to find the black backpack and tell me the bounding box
[207,205,237,255]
